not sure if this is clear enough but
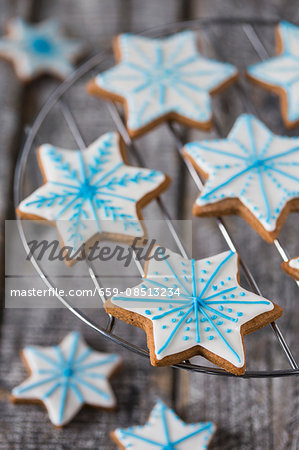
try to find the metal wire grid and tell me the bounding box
[14,18,299,378]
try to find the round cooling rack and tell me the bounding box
[14,17,299,378]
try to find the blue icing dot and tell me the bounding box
[171,318,176,323]
[206,260,211,265]
[145,310,151,315]
[217,320,223,325]
[208,336,214,340]
[222,296,227,300]
[183,336,189,341]
[219,305,224,311]
[237,312,243,317]
[226,329,232,333]
[211,315,217,320]
[200,318,207,323]
[164,277,169,281]
[181,262,185,266]
[185,326,190,331]
[220,281,225,286]
[212,285,218,291]
[186,318,193,324]
[158,307,163,311]
[230,294,235,299]
[31,37,53,54]
[227,277,231,281]
[204,327,210,332]
[200,278,205,283]
[162,325,167,329]
[227,308,232,313]
[240,292,245,297]
[178,311,184,316]
[202,269,207,274]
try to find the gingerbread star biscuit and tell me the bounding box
[106,246,282,375]
[247,21,299,129]
[87,30,238,138]
[111,400,216,449]
[0,18,85,82]
[183,114,299,242]
[17,132,170,264]
[281,256,299,281]
[11,332,121,426]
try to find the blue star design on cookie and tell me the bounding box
[112,400,216,449]
[17,132,169,260]
[0,18,84,81]
[110,246,280,374]
[12,332,121,426]
[248,21,299,128]
[184,114,299,241]
[89,31,237,137]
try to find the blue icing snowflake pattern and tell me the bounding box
[18,132,167,256]
[12,332,121,426]
[91,31,237,134]
[248,21,299,126]
[112,247,276,370]
[0,18,84,81]
[184,114,299,237]
[114,400,215,449]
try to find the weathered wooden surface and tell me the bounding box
[0,1,299,449]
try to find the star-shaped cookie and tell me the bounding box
[11,331,121,426]
[106,246,282,375]
[247,21,299,129]
[281,256,299,280]
[87,30,237,138]
[111,400,216,449]
[183,114,299,242]
[17,132,170,264]
[0,17,85,82]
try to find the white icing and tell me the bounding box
[0,18,84,80]
[248,21,299,124]
[114,400,215,449]
[94,31,237,133]
[12,331,121,426]
[289,257,299,270]
[111,247,275,369]
[18,132,167,257]
[184,114,299,233]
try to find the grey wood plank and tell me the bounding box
[1,1,299,449]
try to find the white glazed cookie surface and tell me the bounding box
[0,18,84,80]
[12,332,121,426]
[111,247,275,369]
[94,31,237,132]
[289,257,299,270]
[114,400,216,449]
[184,114,299,233]
[18,132,168,255]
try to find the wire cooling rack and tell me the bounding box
[14,18,299,378]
